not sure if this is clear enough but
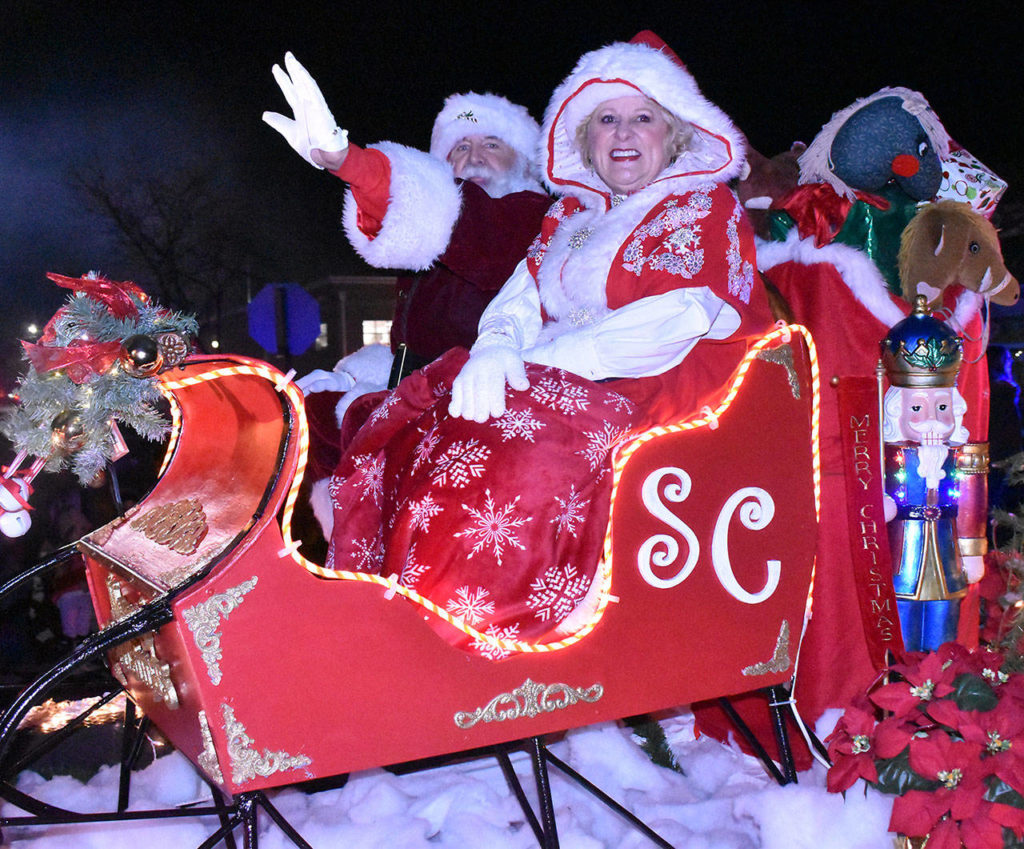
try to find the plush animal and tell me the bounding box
[798,87,949,203]
[736,142,804,239]
[898,200,1020,309]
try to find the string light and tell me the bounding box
[159,326,822,656]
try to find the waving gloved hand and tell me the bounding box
[449,334,529,423]
[263,52,349,169]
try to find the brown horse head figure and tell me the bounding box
[898,200,1019,308]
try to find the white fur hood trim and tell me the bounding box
[541,40,746,205]
[756,229,907,328]
[342,141,462,271]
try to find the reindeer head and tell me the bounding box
[898,200,1019,308]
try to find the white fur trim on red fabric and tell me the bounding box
[309,477,333,539]
[430,92,540,161]
[541,40,746,204]
[755,230,907,328]
[342,142,463,271]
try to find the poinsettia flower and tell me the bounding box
[907,733,987,822]
[872,651,957,717]
[945,700,1024,794]
[825,696,879,792]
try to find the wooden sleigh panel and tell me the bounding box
[76,327,820,797]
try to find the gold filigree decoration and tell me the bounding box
[182,577,259,685]
[222,704,311,785]
[163,561,210,589]
[113,633,180,708]
[105,575,179,707]
[197,710,224,785]
[756,344,800,398]
[454,678,604,729]
[106,574,139,623]
[130,498,209,555]
[742,620,791,676]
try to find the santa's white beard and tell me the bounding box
[459,161,541,198]
[915,442,950,491]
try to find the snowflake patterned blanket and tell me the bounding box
[324,348,640,657]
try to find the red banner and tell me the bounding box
[837,376,904,665]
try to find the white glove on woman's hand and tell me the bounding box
[263,52,348,169]
[295,368,357,396]
[449,339,529,423]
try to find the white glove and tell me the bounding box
[263,52,348,169]
[449,337,529,423]
[295,368,357,396]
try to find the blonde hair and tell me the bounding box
[575,98,693,170]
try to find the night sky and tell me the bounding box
[2,0,1022,387]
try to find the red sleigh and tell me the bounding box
[0,323,820,848]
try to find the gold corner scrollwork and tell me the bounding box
[197,710,224,785]
[222,704,311,785]
[182,577,258,686]
[756,344,800,399]
[454,678,604,729]
[742,620,791,676]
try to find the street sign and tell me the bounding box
[247,283,321,356]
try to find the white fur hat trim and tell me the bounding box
[430,92,540,162]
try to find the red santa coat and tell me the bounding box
[322,181,772,654]
[338,142,550,363]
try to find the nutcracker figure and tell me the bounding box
[880,297,985,651]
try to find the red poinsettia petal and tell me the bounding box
[826,753,877,793]
[961,804,1011,849]
[991,799,1024,831]
[890,790,951,836]
[873,719,913,759]
[925,814,964,849]
[871,682,922,716]
[926,698,966,729]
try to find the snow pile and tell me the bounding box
[1,712,895,848]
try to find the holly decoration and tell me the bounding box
[0,272,198,487]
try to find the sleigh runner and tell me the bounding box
[2,323,819,845]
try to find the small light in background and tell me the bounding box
[210,339,220,350]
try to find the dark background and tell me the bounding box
[2,0,1022,383]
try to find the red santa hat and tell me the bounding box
[541,31,746,202]
[429,92,540,162]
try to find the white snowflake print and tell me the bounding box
[354,454,386,505]
[471,622,521,661]
[327,474,345,509]
[351,533,385,572]
[530,375,591,415]
[399,543,429,587]
[576,421,629,471]
[603,391,635,414]
[446,585,496,625]
[622,189,712,278]
[491,408,545,442]
[727,201,754,303]
[366,390,400,426]
[430,439,492,489]
[454,489,530,565]
[551,485,590,538]
[408,494,443,531]
[413,425,441,472]
[527,563,592,623]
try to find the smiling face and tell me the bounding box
[584,95,674,196]
[447,134,519,193]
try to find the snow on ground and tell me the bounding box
[1,710,896,849]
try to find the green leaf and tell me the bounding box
[949,673,999,712]
[985,777,1024,809]
[873,748,940,795]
